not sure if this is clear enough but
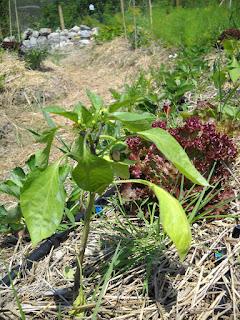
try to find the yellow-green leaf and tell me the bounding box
[138,128,209,186]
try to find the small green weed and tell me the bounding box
[24,48,48,70]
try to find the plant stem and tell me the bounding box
[74,192,95,293]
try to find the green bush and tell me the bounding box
[24,48,48,70]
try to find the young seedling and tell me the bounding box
[8,91,208,304]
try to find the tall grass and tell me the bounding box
[151,4,240,48]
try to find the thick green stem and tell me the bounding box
[74,192,95,293]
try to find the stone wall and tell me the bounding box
[3,25,98,51]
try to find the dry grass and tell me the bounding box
[0,213,239,319]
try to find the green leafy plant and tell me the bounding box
[95,24,122,42]
[211,40,240,121]
[24,48,48,70]
[0,91,209,305]
[111,72,159,114]
[127,26,151,49]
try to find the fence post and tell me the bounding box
[58,3,65,30]
[148,0,153,28]
[132,0,137,49]
[14,0,20,41]
[120,0,127,39]
[9,0,12,37]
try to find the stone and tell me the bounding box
[37,36,48,46]
[79,30,92,38]
[80,25,91,31]
[22,29,32,40]
[3,36,15,42]
[29,37,38,46]
[79,39,91,45]
[39,28,51,36]
[71,26,80,33]
[60,29,69,36]
[60,35,68,42]
[68,32,79,39]
[92,27,99,36]
[22,39,31,48]
[32,30,39,38]
[49,32,60,39]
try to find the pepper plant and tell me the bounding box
[13,91,209,298]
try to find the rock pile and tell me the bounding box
[3,25,98,51]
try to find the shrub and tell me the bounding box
[24,48,48,70]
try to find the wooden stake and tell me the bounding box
[58,4,65,31]
[132,0,137,49]
[13,0,20,41]
[9,0,12,37]
[148,0,153,28]
[176,0,180,6]
[120,0,127,39]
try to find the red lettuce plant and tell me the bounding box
[122,117,237,218]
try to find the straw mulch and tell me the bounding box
[0,210,239,319]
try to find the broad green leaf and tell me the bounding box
[45,106,78,123]
[1,205,22,224]
[20,163,66,246]
[151,184,191,260]
[59,164,71,182]
[87,90,104,111]
[72,147,114,194]
[26,154,36,171]
[138,128,209,186]
[10,167,26,187]
[109,98,136,113]
[35,128,57,169]
[117,179,191,260]
[112,162,130,179]
[0,180,20,198]
[229,57,240,83]
[74,103,93,125]
[212,70,227,89]
[109,112,155,132]
[70,135,84,160]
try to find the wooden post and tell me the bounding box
[13,0,20,41]
[120,0,127,39]
[176,0,180,7]
[132,0,137,49]
[58,3,65,30]
[9,0,12,37]
[148,0,153,28]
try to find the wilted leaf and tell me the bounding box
[150,183,192,260]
